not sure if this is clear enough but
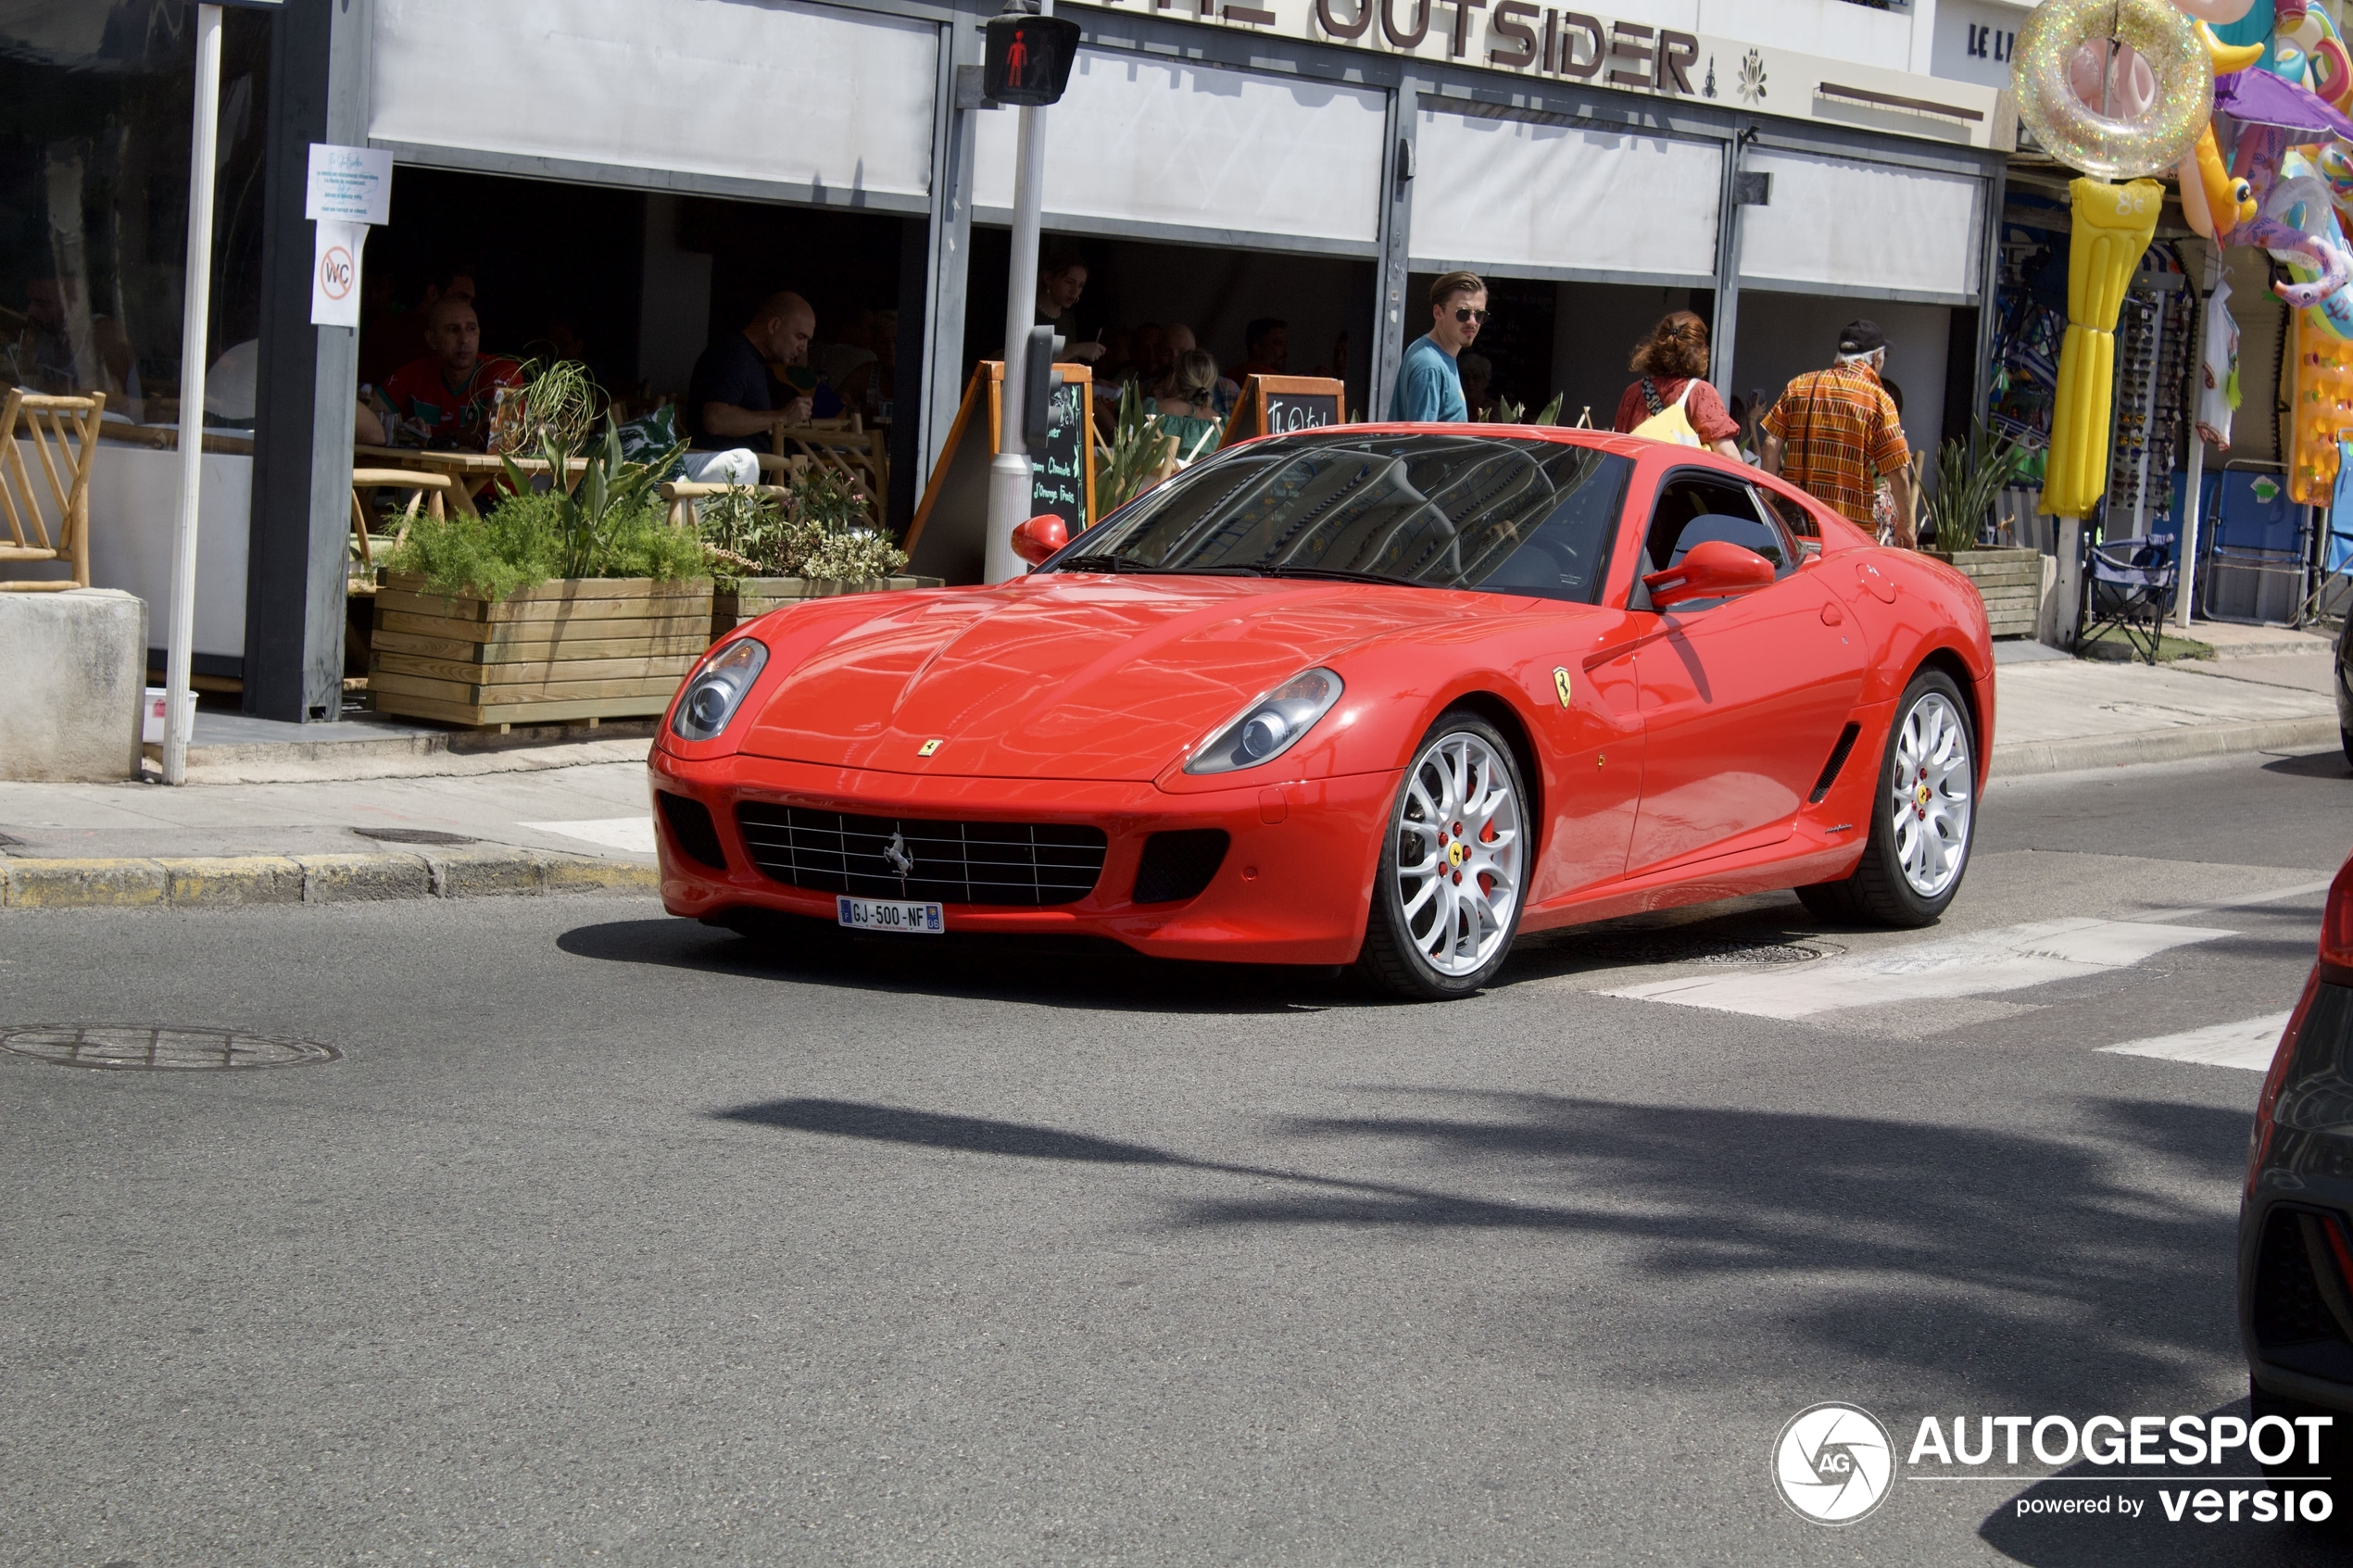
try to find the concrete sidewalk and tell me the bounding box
[1,646,2343,910]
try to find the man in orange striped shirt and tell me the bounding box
[1759,320,1913,546]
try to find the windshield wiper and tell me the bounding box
[1056,554,1263,576]
[1258,564,1425,588]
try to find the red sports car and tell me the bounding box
[648,426,1993,998]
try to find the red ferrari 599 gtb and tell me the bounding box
[648,425,1994,998]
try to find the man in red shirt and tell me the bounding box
[382,297,522,450]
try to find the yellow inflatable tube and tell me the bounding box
[2044,179,2164,520]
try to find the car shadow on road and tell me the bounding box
[710,1086,2256,1418]
[556,915,1364,1015]
[1972,1394,2347,1565]
[2260,749,2350,782]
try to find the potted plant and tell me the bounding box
[700,466,940,638]
[369,410,713,727]
[1923,420,2041,639]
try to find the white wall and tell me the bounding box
[1730,295,1951,461]
[1607,0,1926,72]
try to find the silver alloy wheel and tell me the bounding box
[1888,689,1972,898]
[1393,730,1523,976]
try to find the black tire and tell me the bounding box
[1356,710,1529,1001]
[1796,668,1976,929]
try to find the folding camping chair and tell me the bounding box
[2296,437,2353,624]
[2084,534,2178,664]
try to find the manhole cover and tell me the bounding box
[352,827,476,846]
[0,1025,340,1071]
[1587,936,1840,968]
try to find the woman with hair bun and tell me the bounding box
[1612,310,1742,460]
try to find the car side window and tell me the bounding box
[1750,485,1820,558]
[1642,475,1795,581]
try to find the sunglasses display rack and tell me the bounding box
[2102,265,2191,539]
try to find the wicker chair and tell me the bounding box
[0,388,106,590]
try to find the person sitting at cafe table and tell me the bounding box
[381,296,523,450]
[1230,317,1289,384]
[686,291,817,456]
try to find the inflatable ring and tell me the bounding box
[2310,35,2353,110]
[2015,0,2215,180]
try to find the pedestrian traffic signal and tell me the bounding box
[983,12,1080,107]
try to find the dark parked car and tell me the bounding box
[2244,849,2353,1509]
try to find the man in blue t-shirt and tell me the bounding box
[1389,270,1487,423]
[686,292,817,454]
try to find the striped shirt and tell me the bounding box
[1760,361,1908,526]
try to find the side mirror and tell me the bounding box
[1011,513,1068,568]
[1642,538,1776,608]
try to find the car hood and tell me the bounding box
[737,574,1520,780]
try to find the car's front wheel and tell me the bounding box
[1356,710,1528,1000]
[1798,668,1976,927]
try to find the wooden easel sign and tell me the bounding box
[906,361,1096,585]
[1217,375,1345,449]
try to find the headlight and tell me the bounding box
[1183,668,1344,775]
[671,637,769,741]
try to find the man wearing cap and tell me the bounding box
[1759,320,1914,547]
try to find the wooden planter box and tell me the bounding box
[370,572,715,727]
[1925,547,2040,639]
[712,575,944,639]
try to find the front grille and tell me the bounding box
[1133,829,1229,905]
[735,803,1106,907]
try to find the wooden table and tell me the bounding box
[353,445,587,518]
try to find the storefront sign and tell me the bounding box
[1065,0,2009,151]
[304,144,393,226]
[1221,375,1345,448]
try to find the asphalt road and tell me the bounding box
[4,745,2350,1566]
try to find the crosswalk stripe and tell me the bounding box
[1600,917,2236,1021]
[2099,1012,2296,1072]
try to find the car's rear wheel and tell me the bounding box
[1797,668,1975,927]
[1356,711,1527,1000]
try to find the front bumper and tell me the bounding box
[646,747,1401,965]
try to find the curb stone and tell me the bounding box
[0,847,657,911]
[1990,716,2343,780]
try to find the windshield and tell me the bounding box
[1049,433,1632,602]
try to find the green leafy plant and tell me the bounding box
[1093,381,1177,513]
[384,413,698,597]
[1492,394,1525,424]
[1926,419,2032,549]
[493,358,600,456]
[500,414,684,581]
[693,466,905,583]
[1530,392,1566,427]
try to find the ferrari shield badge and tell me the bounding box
[918,739,942,757]
[1552,668,1573,708]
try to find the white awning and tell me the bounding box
[1407,109,1723,283]
[1738,148,1985,301]
[973,50,1387,253]
[368,0,939,205]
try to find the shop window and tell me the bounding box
[0,2,273,430]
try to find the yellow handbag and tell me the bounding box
[1629,378,1702,445]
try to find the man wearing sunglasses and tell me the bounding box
[1389,270,1487,423]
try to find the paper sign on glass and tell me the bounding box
[304,144,393,226]
[310,220,366,327]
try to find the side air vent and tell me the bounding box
[2253,1206,2353,1382]
[1809,722,1863,805]
[656,792,728,871]
[1132,829,1230,905]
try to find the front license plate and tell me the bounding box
[837,896,943,935]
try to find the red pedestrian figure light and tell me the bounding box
[983,11,1079,106]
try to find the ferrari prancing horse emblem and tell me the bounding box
[1552,667,1573,708]
[918,739,942,757]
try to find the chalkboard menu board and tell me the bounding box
[1220,375,1346,449]
[905,361,1096,585]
